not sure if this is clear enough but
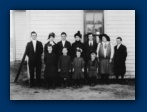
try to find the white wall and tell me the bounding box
[28,10,84,46]
[104,10,135,78]
[14,10,28,60]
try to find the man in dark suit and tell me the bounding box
[84,33,98,83]
[114,37,127,83]
[56,32,71,58]
[25,31,43,87]
[84,33,98,65]
[56,32,71,86]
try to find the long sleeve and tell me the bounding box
[81,58,85,68]
[69,56,72,71]
[40,42,43,55]
[58,57,61,69]
[96,43,101,58]
[25,43,29,57]
[110,43,114,59]
[44,54,47,65]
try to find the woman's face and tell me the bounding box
[48,46,52,53]
[49,36,54,41]
[75,36,80,41]
[102,36,107,42]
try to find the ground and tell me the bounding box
[10,62,135,100]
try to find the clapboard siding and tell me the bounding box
[29,10,83,45]
[14,11,28,60]
[104,10,135,77]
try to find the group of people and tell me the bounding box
[25,31,127,89]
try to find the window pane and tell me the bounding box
[85,13,94,24]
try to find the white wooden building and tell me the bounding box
[10,10,135,78]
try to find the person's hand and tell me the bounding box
[82,68,84,72]
[72,68,74,72]
[96,69,98,74]
[87,69,89,73]
[109,58,112,63]
[58,69,61,72]
[69,70,71,72]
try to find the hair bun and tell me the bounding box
[77,31,80,34]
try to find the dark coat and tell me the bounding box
[56,40,71,58]
[71,41,85,60]
[114,44,127,75]
[72,57,85,79]
[44,53,57,79]
[58,55,71,78]
[44,41,57,55]
[25,40,43,65]
[84,41,98,64]
[87,59,98,77]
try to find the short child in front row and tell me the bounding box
[87,52,98,86]
[72,48,85,88]
[58,47,71,88]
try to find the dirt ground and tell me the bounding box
[10,62,135,100]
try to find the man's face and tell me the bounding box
[61,34,66,41]
[31,33,37,40]
[88,34,93,41]
[116,39,121,45]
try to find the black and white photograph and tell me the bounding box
[10,10,135,100]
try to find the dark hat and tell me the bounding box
[74,31,82,38]
[48,32,55,39]
[99,34,110,41]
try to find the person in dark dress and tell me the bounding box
[44,32,57,55]
[114,37,127,83]
[25,31,43,87]
[84,33,98,83]
[58,47,71,88]
[97,34,114,84]
[71,31,85,61]
[87,52,98,86]
[56,32,71,59]
[44,44,57,89]
[72,49,85,88]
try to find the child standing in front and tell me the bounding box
[44,44,57,89]
[87,52,98,86]
[72,49,85,88]
[58,47,71,88]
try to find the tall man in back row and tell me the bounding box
[114,37,127,83]
[25,31,43,87]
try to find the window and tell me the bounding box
[84,10,104,42]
